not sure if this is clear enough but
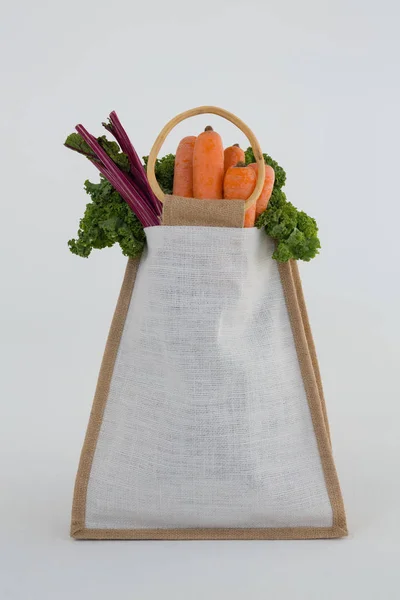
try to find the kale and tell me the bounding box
[245,148,321,262]
[68,177,145,258]
[96,136,130,172]
[142,153,175,195]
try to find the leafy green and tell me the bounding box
[65,133,94,158]
[142,153,175,195]
[259,194,321,261]
[68,177,145,258]
[64,133,130,172]
[96,136,130,172]
[245,148,320,262]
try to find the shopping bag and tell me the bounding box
[71,107,347,540]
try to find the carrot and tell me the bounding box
[223,161,257,227]
[193,126,224,199]
[248,162,275,217]
[224,143,245,174]
[173,135,196,197]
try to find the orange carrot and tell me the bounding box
[223,162,257,227]
[173,136,196,197]
[248,162,275,217]
[193,126,224,199]
[224,143,245,174]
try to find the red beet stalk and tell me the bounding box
[104,112,163,215]
[75,124,160,228]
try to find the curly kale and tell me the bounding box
[142,153,175,195]
[256,189,320,261]
[243,148,320,262]
[244,147,287,189]
[68,177,145,258]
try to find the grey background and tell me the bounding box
[1,0,399,598]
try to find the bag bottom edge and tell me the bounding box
[70,525,348,541]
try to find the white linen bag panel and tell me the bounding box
[75,226,340,534]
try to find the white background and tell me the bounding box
[1,0,399,598]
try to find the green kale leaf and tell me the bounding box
[64,133,130,172]
[247,148,321,262]
[68,177,145,258]
[96,136,130,172]
[142,153,175,195]
[64,133,94,158]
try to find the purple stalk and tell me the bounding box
[75,124,160,227]
[107,111,163,215]
[102,119,150,202]
[87,159,139,216]
[106,112,149,186]
[103,126,154,205]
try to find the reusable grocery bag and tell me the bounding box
[71,107,347,540]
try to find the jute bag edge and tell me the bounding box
[290,259,332,445]
[70,257,141,537]
[72,525,346,541]
[278,260,347,536]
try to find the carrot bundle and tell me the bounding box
[172,125,273,227]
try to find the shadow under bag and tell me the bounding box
[71,194,347,540]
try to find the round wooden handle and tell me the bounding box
[146,106,265,210]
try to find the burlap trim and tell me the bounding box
[71,258,140,536]
[162,195,245,227]
[71,196,347,540]
[290,260,331,444]
[278,260,347,535]
[73,526,345,541]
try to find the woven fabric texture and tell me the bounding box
[84,227,332,530]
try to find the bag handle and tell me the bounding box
[147,106,265,210]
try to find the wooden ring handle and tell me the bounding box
[146,106,265,210]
